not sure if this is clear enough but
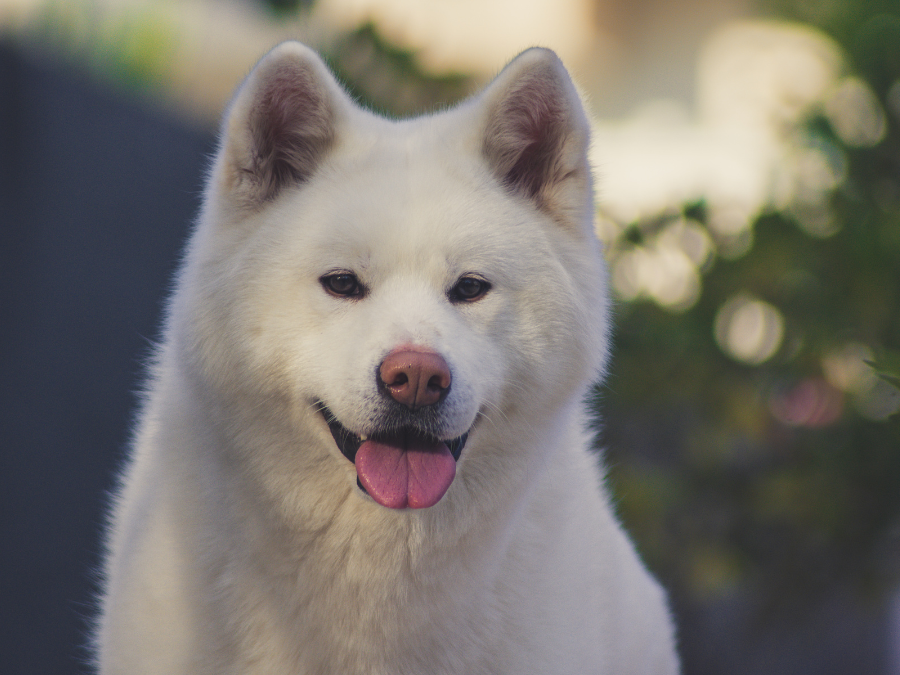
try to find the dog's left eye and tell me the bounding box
[320,273,364,299]
[449,276,491,303]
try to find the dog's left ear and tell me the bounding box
[479,48,593,222]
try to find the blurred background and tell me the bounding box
[1,0,898,673]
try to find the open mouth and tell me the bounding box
[318,404,468,510]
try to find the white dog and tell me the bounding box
[96,42,679,674]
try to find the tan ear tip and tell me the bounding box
[262,41,319,63]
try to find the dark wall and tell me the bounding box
[0,42,214,674]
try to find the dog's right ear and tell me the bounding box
[216,42,345,208]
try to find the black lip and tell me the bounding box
[316,403,468,463]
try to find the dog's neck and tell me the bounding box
[196,453,537,671]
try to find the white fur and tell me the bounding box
[96,42,679,674]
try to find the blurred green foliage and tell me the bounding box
[321,24,475,118]
[30,0,176,91]
[602,0,900,615]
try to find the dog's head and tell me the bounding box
[173,42,610,514]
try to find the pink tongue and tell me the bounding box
[355,438,456,509]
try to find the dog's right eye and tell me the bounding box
[320,273,364,299]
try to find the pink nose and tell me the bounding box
[380,349,451,409]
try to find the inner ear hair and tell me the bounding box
[481,50,590,210]
[220,42,343,208]
[244,59,336,202]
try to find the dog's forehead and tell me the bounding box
[313,139,515,245]
[341,125,481,191]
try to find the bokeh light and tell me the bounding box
[714,294,785,365]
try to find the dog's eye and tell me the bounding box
[449,276,491,303]
[320,273,364,299]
